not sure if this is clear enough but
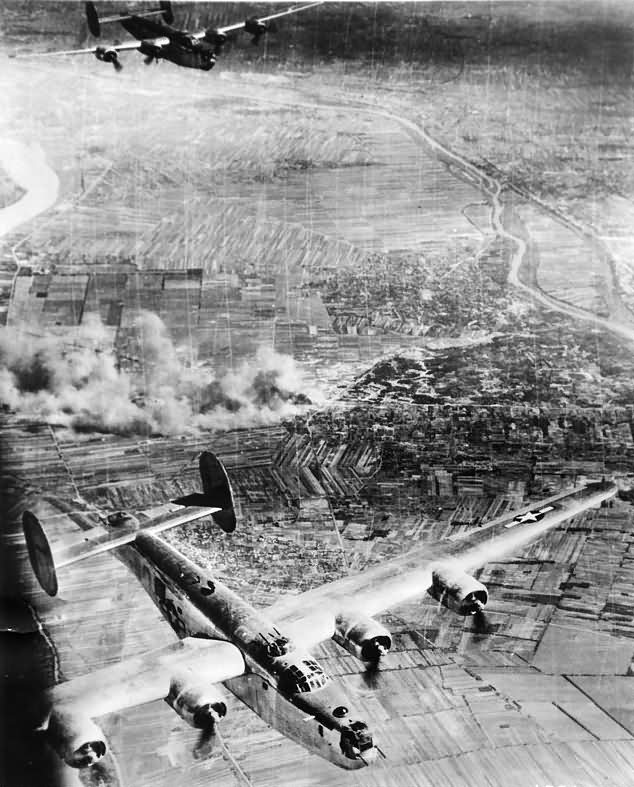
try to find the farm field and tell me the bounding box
[517,203,613,315]
[1,59,488,268]
[3,4,634,787]
[3,419,634,787]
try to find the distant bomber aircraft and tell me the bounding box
[9,1,322,72]
[21,452,615,771]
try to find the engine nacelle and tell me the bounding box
[95,47,122,71]
[166,677,227,731]
[333,612,392,663]
[204,28,228,54]
[244,17,267,45]
[138,41,163,59]
[46,709,108,768]
[428,563,488,615]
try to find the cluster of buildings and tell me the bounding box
[301,403,634,533]
[347,321,634,410]
[318,245,509,338]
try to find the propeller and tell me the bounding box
[252,19,278,44]
[192,723,217,761]
[360,658,382,690]
[468,608,496,644]
[244,17,268,45]
[95,46,122,71]
[204,28,228,56]
[139,42,162,66]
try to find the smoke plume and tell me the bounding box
[0,312,319,436]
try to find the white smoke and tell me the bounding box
[0,312,321,436]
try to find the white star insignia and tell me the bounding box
[516,511,539,523]
[505,505,555,528]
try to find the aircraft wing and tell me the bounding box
[8,40,146,59]
[199,1,324,37]
[48,636,245,720]
[266,481,617,650]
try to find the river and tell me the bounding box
[0,139,59,240]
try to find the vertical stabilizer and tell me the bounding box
[22,510,59,597]
[85,2,101,37]
[172,452,236,533]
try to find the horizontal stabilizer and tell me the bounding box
[22,506,217,597]
[23,451,235,596]
[172,493,209,507]
[86,1,173,37]
[99,9,166,24]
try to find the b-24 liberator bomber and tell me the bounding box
[9,1,322,72]
[21,452,616,771]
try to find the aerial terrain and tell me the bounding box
[1,2,634,786]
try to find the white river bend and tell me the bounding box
[0,139,59,241]
[1,120,633,345]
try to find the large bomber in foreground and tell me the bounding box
[20,450,616,771]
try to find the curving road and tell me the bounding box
[219,82,634,345]
[364,103,634,345]
[3,79,632,347]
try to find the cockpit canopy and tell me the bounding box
[274,652,331,694]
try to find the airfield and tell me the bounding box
[2,3,634,787]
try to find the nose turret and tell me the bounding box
[339,720,377,763]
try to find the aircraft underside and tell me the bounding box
[224,673,369,769]
[154,43,215,70]
[115,538,372,769]
[121,17,215,70]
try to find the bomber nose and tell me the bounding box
[360,746,379,764]
[340,719,377,764]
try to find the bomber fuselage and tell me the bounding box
[115,531,377,768]
[121,16,216,70]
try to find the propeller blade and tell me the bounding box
[360,658,381,690]
[193,724,217,761]
[471,609,492,636]
[204,28,227,56]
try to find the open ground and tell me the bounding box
[2,3,634,787]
